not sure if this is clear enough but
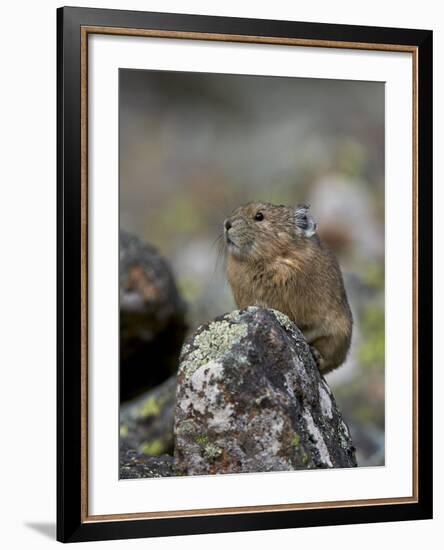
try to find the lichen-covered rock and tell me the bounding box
[174,307,357,475]
[119,442,177,479]
[120,376,176,458]
[120,231,187,401]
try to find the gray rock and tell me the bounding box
[120,231,187,400]
[119,443,176,479]
[174,307,357,475]
[120,376,176,457]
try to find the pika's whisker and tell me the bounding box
[214,238,227,273]
[211,233,224,249]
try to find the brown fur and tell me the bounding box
[224,202,352,374]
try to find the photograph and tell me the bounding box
[118,69,386,479]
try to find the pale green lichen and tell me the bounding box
[137,396,160,418]
[196,434,209,446]
[119,425,129,437]
[292,432,300,448]
[271,309,295,332]
[338,419,352,449]
[225,307,258,322]
[202,443,223,462]
[175,420,195,435]
[180,320,248,378]
[180,343,191,357]
[225,310,242,322]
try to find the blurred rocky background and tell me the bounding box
[119,69,385,470]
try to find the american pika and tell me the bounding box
[224,202,352,374]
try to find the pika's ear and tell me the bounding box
[294,204,317,237]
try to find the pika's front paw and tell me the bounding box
[309,346,324,371]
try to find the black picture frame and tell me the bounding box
[57,6,433,543]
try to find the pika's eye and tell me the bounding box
[254,212,264,221]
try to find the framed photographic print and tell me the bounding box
[57,6,433,543]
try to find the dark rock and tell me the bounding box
[174,307,357,475]
[119,442,176,479]
[120,231,187,401]
[120,376,176,457]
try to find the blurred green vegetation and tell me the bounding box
[358,303,385,368]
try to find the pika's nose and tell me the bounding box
[224,219,232,231]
